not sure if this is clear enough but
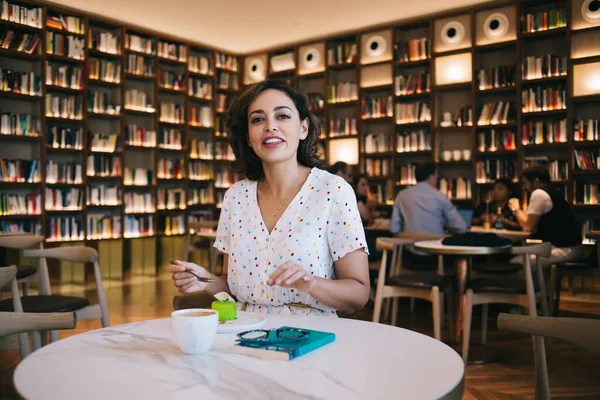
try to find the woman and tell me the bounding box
[472,177,521,231]
[353,174,377,226]
[170,80,370,316]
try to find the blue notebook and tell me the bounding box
[224,326,336,361]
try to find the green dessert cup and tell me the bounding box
[211,300,237,322]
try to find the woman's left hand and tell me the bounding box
[267,261,316,293]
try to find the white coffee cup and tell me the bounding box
[171,308,218,355]
[452,150,462,161]
[442,150,452,161]
[462,149,471,160]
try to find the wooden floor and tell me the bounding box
[2,272,600,400]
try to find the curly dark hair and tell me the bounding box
[225,79,324,181]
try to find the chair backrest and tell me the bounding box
[0,235,45,249]
[511,242,552,257]
[395,232,449,241]
[0,312,77,338]
[0,266,17,289]
[189,220,218,232]
[375,237,414,252]
[23,246,98,263]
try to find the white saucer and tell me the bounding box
[217,311,266,334]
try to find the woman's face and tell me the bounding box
[356,177,369,196]
[493,183,509,202]
[247,89,308,166]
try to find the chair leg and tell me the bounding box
[372,294,383,324]
[391,298,399,327]
[446,288,455,342]
[21,283,29,296]
[481,304,488,345]
[17,332,30,359]
[462,290,473,363]
[383,298,391,322]
[40,330,48,346]
[49,330,59,343]
[31,331,42,351]
[549,265,560,317]
[410,298,415,313]
[432,287,441,341]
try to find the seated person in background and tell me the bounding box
[391,163,467,265]
[472,177,521,231]
[353,174,378,226]
[508,167,586,268]
[169,80,370,316]
[328,161,353,183]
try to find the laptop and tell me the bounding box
[457,208,474,229]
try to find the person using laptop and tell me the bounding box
[391,163,467,264]
[472,177,521,231]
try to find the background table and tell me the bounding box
[469,226,531,242]
[15,316,464,400]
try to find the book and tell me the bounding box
[223,326,335,361]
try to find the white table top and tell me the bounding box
[414,239,512,256]
[15,316,464,400]
[468,226,531,241]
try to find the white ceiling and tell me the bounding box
[49,0,493,54]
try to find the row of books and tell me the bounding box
[158,215,185,236]
[160,103,184,124]
[46,32,84,59]
[189,78,212,99]
[125,126,156,147]
[158,129,182,149]
[216,93,234,113]
[1,1,42,28]
[188,187,214,205]
[189,55,212,75]
[158,42,186,62]
[0,221,41,235]
[157,188,185,210]
[574,183,599,205]
[125,34,155,55]
[124,167,152,186]
[189,139,212,160]
[478,65,516,90]
[87,154,121,177]
[574,149,599,171]
[394,38,428,63]
[124,192,154,213]
[0,30,40,54]
[123,215,153,238]
[45,187,82,210]
[478,129,517,152]
[521,8,567,34]
[157,158,184,179]
[524,157,568,181]
[0,158,40,183]
[361,96,393,119]
[217,71,239,91]
[126,54,154,77]
[365,158,391,177]
[89,31,120,55]
[327,82,358,104]
[47,126,82,150]
[327,43,356,66]
[0,68,41,95]
[521,119,568,145]
[46,161,82,184]
[397,130,431,153]
[574,119,600,142]
[215,171,242,189]
[476,159,518,183]
[0,193,40,216]
[89,91,119,115]
[189,106,213,127]
[365,133,393,154]
[522,55,567,81]
[88,184,119,206]
[215,142,235,160]
[1,112,40,136]
[439,178,472,201]
[47,63,83,89]
[477,101,512,126]
[398,164,416,186]
[45,94,83,119]
[160,71,185,91]
[47,13,84,34]
[87,215,121,240]
[395,102,431,124]
[328,118,358,137]
[395,72,430,96]
[521,87,566,113]
[46,216,84,242]
[124,89,152,111]
[216,53,238,72]
[90,132,118,152]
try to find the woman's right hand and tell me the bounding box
[169,260,210,294]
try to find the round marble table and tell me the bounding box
[15,316,464,400]
[468,226,531,242]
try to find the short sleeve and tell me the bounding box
[527,189,553,215]
[213,188,232,254]
[327,180,369,261]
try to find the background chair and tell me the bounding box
[185,220,219,274]
[0,235,49,296]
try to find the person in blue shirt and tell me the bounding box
[391,163,467,264]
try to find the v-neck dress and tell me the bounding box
[213,167,368,316]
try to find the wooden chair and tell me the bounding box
[498,313,600,400]
[0,235,49,296]
[372,237,454,341]
[462,242,551,363]
[549,231,600,316]
[0,246,110,347]
[185,220,219,274]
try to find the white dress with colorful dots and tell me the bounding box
[213,167,368,316]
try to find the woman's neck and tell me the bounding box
[261,161,306,198]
